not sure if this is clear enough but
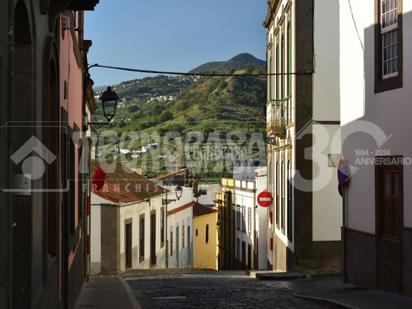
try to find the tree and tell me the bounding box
[160,110,173,122]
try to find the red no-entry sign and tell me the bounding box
[257,191,273,207]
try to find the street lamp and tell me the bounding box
[101,86,119,123]
[88,86,120,125]
[162,185,183,205]
[163,185,184,269]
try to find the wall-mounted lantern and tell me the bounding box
[88,86,120,125]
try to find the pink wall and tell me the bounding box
[59,12,84,267]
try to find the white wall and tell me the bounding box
[313,0,340,122]
[312,124,342,241]
[255,167,268,269]
[168,208,193,268]
[90,203,101,274]
[164,186,194,268]
[339,0,412,232]
[234,186,255,266]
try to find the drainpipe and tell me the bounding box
[342,187,348,284]
[165,193,168,269]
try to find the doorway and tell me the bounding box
[150,212,156,266]
[176,226,180,267]
[247,244,252,270]
[376,161,403,292]
[242,241,246,269]
[125,222,132,269]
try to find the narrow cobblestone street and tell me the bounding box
[124,270,324,309]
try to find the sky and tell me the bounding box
[85,0,267,86]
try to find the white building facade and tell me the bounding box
[232,167,269,269]
[164,186,195,268]
[90,163,195,274]
[339,0,412,294]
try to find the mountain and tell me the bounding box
[93,54,267,180]
[190,53,265,74]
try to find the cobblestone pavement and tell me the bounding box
[124,270,328,309]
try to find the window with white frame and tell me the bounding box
[380,0,399,78]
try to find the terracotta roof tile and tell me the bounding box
[167,201,195,216]
[193,203,217,217]
[91,160,167,204]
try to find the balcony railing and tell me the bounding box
[267,96,292,138]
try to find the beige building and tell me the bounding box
[264,0,342,272]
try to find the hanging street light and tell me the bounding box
[100,86,119,123]
[87,86,120,125]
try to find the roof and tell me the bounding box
[193,203,217,217]
[167,201,195,216]
[91,160,167,204]
[154,168,187,180]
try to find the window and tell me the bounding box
[206,224,209,244]
[248,208,252,234]
[160,207,165,248]
[170,230,173,256]
[268,48,273,100]
[242,207,246,232]
[275,41,280,100]
[287,21,292,96]
[139,215,145,261]
[236,206,241,231]
[381,0,399,77]
[196,229,198,237]
[236,238,240,260]
[276,161,280,227]
[187,226,191,249]
[281,33,285,100]
[287,160,293,242]
[281,160,285,233]
[375,0,403,92]
[182,224,185,248]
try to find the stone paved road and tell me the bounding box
[124,270,326,309]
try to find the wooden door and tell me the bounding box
[150,213,156,266]
[376,162,403,292]
[125,223,132,269]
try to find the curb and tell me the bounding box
[294,294,359,309]
[255,272,303,281]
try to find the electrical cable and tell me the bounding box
[88,63,313,77]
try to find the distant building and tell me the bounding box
[90,161,167,273]
[164,186,196,268]
[217,167,268,270]
[91,164,197,273]
[193,204,219,270]
[264,0,341,272]
[153,168,189,187]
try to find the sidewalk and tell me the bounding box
[294,278,412,309]
[75,276,140,309]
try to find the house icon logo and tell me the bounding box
[11,136,56,180]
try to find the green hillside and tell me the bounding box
[92,54,267,180]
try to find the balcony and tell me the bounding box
[267,96,292,138]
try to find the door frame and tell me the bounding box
[375,157,403,292]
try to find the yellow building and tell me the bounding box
[193,204,218,270]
